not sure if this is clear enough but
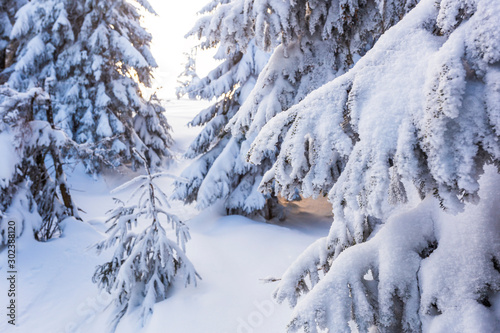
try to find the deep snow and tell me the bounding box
[0,99,332,333]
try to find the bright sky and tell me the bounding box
[144,0,217,100]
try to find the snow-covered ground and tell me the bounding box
[0,99,332,333]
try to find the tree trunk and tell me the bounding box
[45,95,80,219]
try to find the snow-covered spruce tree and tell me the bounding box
[174,40,272,217]
[4,0,171,170]
[0,87,79,243]
[0,0,80,242]
[5,0,74,109]
[55,0,172,172]
[93,150,199,329]
[177,0,417,218]
[249,0,500,331]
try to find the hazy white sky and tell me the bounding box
[144,0,217,99]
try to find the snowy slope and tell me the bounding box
[0,99,331,333]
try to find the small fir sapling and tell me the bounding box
[93,149,199,329]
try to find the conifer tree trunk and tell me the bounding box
[45,95,77,218]
[0,49,5,72]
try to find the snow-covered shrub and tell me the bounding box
[178,0,417,218]
[93,150,199,329]
[249,0,500,330]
